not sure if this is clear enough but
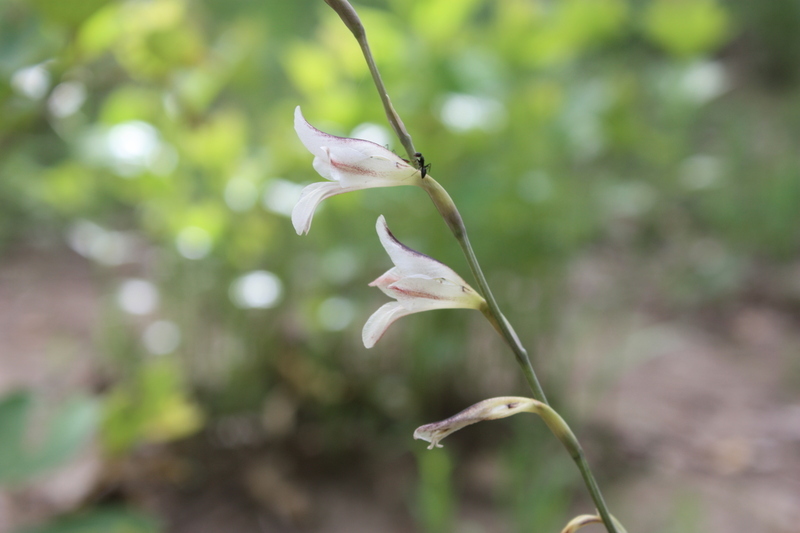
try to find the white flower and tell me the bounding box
[292,107,423,235]
[362,215,485,348]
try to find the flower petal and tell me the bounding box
[375,215,469,281]
[294,106,332,160]
[311,148,334,180]
[385,275,482,310]
[330,149,419,188]
[362,301,416,348]
[291,181,362,235]
[295,107,419,187]
[368,267,403,297]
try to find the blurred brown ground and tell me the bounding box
[2,243,799,533]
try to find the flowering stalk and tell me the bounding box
[316,2,622,532]
[325,0,548,403]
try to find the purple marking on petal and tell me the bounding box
[330,156,379,177]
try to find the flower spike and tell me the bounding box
[362,216,485,348]
[292,107,424,234]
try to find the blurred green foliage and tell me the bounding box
[102,360,203,454]
[0,391,98,485]
[2,0,800,531]
[18,508,159,533]
[505,421,575,533]
[416,448,455,533]
[643,0,730,57]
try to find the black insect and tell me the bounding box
[414,152,431,178]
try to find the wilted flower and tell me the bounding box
[413,396,538,449]
[292,107,423,234]
[362,215,485,348]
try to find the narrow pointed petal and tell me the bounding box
[375,215,467,281]
[295,106,418,179]
[291,181,362,235]
[362,301,415,348]
[368,267,403,297]
[294,106,332,160]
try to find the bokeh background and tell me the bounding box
[2,0,800,531]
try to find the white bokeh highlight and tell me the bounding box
[230,270,283,309]
[143,320,181,355]
[11,64,51,100]
[176,226,212,260]
[118,279,159,315]
[350,123,392,149]
[262,179,304,217]
[440,93,506,133]
[107,121,161,176]
[48,81,87,118]
[67,220,134,266]
[317,297,355,331]
[224,177,259,212]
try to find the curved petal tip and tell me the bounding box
[362,301,412,348]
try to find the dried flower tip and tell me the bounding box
[560,513,628,533]
[560,514,602,533]
[413,397,539,450]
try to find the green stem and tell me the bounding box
[420,178,548,402]
[356,37,417,161]
[536,403,620,533]
[323,0,417,161]
[574,450,618,533]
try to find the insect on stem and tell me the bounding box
[414,152,431,178]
